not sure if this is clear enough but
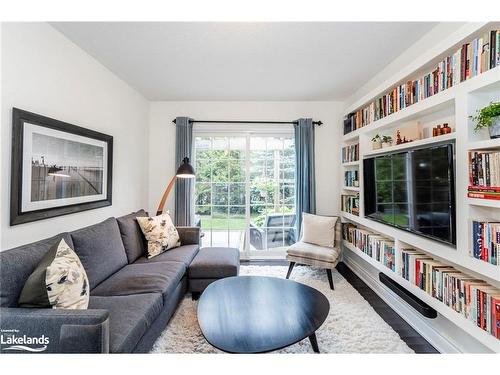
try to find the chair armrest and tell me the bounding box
[0,307,109,353]
[177,226,201,245]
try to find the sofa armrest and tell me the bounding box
[177,226,201,246]
[0,307,109,353]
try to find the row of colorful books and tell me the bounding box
[341,195,359,216]
[341,143,359,163]
[342,223,396,271]
[468,150,500,200]
[344,170,359,187]
[401,249,500,339]
[344,29,500,133]
[472,220,499,265]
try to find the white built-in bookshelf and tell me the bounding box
[339,22,500,353]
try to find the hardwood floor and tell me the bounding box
[242,259,438,353]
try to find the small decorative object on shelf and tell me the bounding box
[471,220,499,266]
[395,130,413,145]
[432,123,454,137]
[468,150,500,200]
[342,29,500,136]
[381,135,393,148]
[371,134,382,150]
[401,247,500,339]
[470,102,500,139]
[394,122,422,144]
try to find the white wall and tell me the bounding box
[0,23,150,250]
[148,101,343,218]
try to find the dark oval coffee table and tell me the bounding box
[197,276,330,353]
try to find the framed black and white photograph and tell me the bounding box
[10,108,113,225]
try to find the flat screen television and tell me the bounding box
[363,143,456,246]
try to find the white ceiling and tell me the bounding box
[51,22,438,101]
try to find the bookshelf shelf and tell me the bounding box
[466,197,500,209]
[364,133,456,157]
[341,161,359,167]
[467,138,500,150]
[342,186,359,192]
[342,240,500,352]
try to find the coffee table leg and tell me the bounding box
[309,333,320,353]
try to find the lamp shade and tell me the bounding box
[176,157,195,178]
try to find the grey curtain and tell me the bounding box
[174,117,194,226]
[294,118,316,236]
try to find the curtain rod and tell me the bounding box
[172,119,323,126]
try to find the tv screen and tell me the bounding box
[363,143,456,246]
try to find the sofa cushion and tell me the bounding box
[134,245,199,267]
[91,262,186,303]
[89,293,162,353]
[136,213,180,259]
[116,209,148,263]
[18,239,89,310]
[188,247,240,279]
[0,233,74,308]
[287,241,341,263]
[71,218,128,290]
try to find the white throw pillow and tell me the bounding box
[301,213,338,248]
[136,212,180,258]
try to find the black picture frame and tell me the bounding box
[10,108,113,225]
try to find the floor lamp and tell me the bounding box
[156,157,195,215]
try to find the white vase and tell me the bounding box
[381,142,392,148]
[372,141,382,150]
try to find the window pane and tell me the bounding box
[229,137,245,159]
[211,159,229,182]
[229,159,245,182]
[195,137,212,160]
[195,183,211,205]
[229,183,245,205]
[213,184,228,205]
[196,159,211,182]
[250,137,267,159]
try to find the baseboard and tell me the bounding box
[342,250,494,353]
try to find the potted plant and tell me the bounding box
[371,134,382,150]
[470,102,500,139]
[381,135,393,148]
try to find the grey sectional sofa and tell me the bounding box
[0,210,202,353]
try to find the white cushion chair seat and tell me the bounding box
[287,241,340,264]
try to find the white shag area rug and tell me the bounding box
[151,265,414,354]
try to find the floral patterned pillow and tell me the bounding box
[18,239,89,310]
[136,213,180,258]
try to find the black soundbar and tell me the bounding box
[379,273,437,319]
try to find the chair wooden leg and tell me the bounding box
[326,269,334,290]
[286,262,296,279]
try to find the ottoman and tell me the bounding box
[188,247,240,300]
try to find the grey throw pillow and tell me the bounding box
[18,239,89,309]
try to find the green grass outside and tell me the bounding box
[381,213,409,227]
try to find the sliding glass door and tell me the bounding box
[194,133,295,258]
